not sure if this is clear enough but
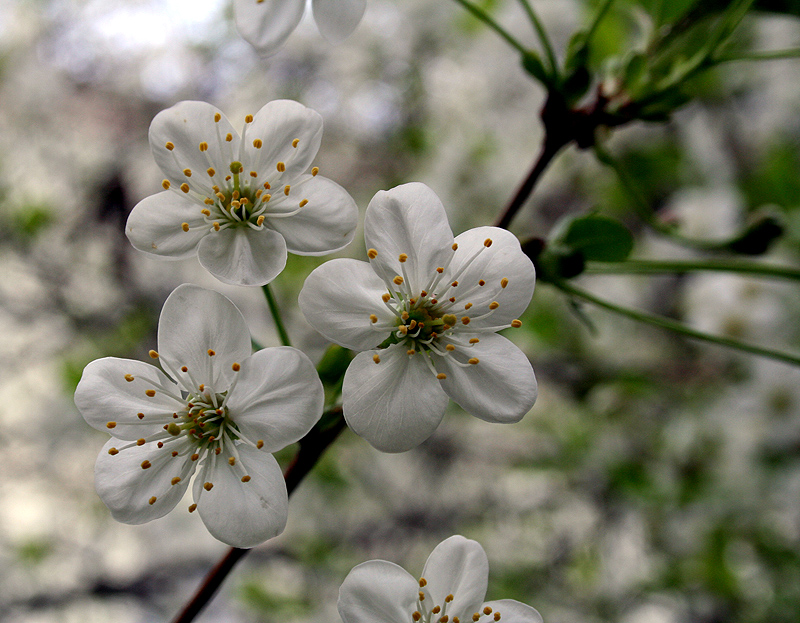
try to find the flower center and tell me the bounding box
[412,578,503,623]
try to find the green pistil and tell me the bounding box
[229,161,243,194]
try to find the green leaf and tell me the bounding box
[555,214,635,262]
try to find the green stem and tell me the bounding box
[450,0,529,56]
[585,259,800,281]
[585,0,616,42]
[715,48,800,63]
[261,283,292,347]
[554,279,800,366]
[516,0,559,76]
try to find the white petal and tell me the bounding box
[126,192,208,259]
[482,600,543,623]
[245,100,323,181]
[149,101,240,187]
[157,284,252,391]
[94,438,194,524]
[226,347,324,453]
[421,536,488,620]
[447,227,535,327]
[194,444,288,548]
[364,183,454,293]
[233,0,306,56]
[75,358,182,441]
[197,226,288,286]
[338,560,419,623]
[299,258,393,351]
[342,346,449,453]
[436,333,536,423]
[312,0,366,44]
[266,175,357,255]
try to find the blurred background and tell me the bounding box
[2,0,800,621]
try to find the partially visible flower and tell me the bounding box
[299,182,537,453]
[74,284,324,548]
[126,100,358,286]
[234,0,366,56]
[338,535,543,623]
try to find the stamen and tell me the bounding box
[165,142,175,151]
[292,138,299,147]
[162,180,171,190]
[373,354,381,364]
[311,167,319,176]
[501,278,508,288]
[149,496,157,505]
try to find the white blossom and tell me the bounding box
[74,285,324,548]
[233,0,366,56]
[338,535,543,623]
[299,182,537,453]
[126,99,358,286]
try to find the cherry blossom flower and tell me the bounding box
[74,284,324,548]
[233,0,367,56]
[338,535,543,623]
[126,99,358,286]
[298,183,537,453]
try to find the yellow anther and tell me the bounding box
[216,192,226,200]
[277,161,286,172]
[483,607,492,616]
[247,171,256,178]
[181,223,190,232]
[228,457,236,466]
[433,607,441,615]
[213,222,221,231]
[201,208,211,215]
[399,253,408,263]
[136,438,145,446]
[311,166,319,176]
[162,180,171,190]
[420,290,428,297]
[461,317,471,325]
[225,133,233,142]
[413,613,422,622]
[241,475,251,482]
[446,595,454,603]
[452,243,458,251]
[207,167,216,177]
[141,460,152,469]
[262,193,271,203]
[108,447,119,455]
[440,617,449,623]
[478,280,486,286]
[191,453,200,461]
[284,185,291,195]
[189,503,197,512]
[464,303,473,310]
[148,350,159,359]
[473,615,480,622]
[494,613,501,621]
[263,181,271,189]
[214,112,221,122]
[199,141,208,152]
[407,349,416,355]
[292,138,299,148]
[501,278,509,288]
[165,141,175,150]
[171,477,181,485]
[253,138,262,148]
[489,301,499,310]
[454,618,460,623]
[511,319,522,328]
[203,482,213,491]
[401,311,410,321]
[368,248,378,259]
[149,496,157,505]
[245,114,253,123]
[256,215,265,226]
[419,592,426,601]
[180,183,190,193]
[181,366,188,372]
[257,440,264,449]
[183,168,192,177]
[382,293,391,303]
[124,373,135,382]
[145,389,156,397]
[445,344,456,352]
[232,362,241,372]
[369,314,378,323]
[393,276,404,285]
[437,267,444,273]
[469,338,480,344]
[137,412,145,419]
[207,348,216,357]
[468,357,479,365]
[398,326,408,335]
[484,238,493,247]
[199,384,205,391]
[299,199,308,207]
[436,373,447,380]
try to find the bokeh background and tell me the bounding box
[2,0,800,621]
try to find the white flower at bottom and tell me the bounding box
[74,285,324,548]
[338,535,543,623]
[233,0,367,56]
[299,182,537,453]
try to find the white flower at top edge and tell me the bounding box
[126,99,358,286]
[338,535,544,623]
[298,182,537,453]
[74,284,324,548]
[233,0,367,56]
